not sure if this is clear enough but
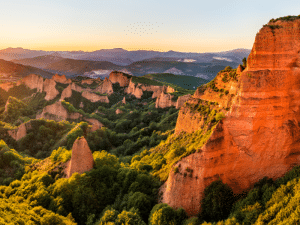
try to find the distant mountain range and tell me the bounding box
[0,47,251,81]
[1,47,250,65]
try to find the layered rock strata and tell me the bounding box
[162,18,300,216]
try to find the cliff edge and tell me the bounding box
[161,18,300,216]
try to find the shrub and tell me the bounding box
[174,167,179,174]
[215,112,225,121]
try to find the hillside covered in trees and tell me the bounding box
[1,35,300,225]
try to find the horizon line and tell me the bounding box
[0,47,251,54]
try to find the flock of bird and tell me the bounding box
[124,22,163,36]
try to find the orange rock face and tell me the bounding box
[84,118,104,132]
[155,92,190,109]
[36,101,82,121]
[236,65,244,74]
[66,137,94,178]
[125,80,144,98]
[18,74,44,92]
[81,79,94,85]
[60,85,73,100]
[162,19,300,216]
[60,83,85,100]
[82,91,109,103]
[115,109,123,114]
[176,94,191,109]
[125,79,168,99]
[0,82,14,92]
[43,79,59,101]
[108,71,131,87]
[8,121,32,141]
[52,74,72,84]
[122,97,126,104]
[94,77,113,95]
[155,92,177,108]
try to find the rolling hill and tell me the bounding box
[0,59,53,81]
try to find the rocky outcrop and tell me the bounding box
[60,85,73,100]
[108,71,131,87]
[43,79,59,101]
[84,118,103,132]
[17,74,44,92]
[176,94,191,109]
[81,79,94,85]
[162,18,300,216]
[0,82,14,92]
[7,121,32,141]
[236,65,244,74]
[70,83,84,92]
[125,79,173,99]
[93,77,113,95]
[125,80,144,98]
[36,101,82,121]
[52,74,71,84]
[16,74,60,100]
[82,91,109,103]
[65,137,94,178]
[155,93,191,109]
[166,86,175,93]
[115,109,123,114]
[60,83,84,100]
[155,92,176,108]
[4,97,13,113]
[122,97,126,104]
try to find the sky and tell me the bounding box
[1,0,300,53]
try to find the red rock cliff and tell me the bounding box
[162,18,300,216]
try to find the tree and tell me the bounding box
[201,179,235,222]
[149,203,187,225]
[242,57,247,67]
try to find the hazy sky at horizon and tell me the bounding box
[1,0,300,52]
